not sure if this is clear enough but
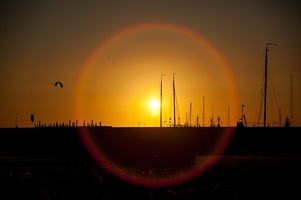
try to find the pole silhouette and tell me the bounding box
[173,73,176,127]
[263,43,277,127]
[160,74,164,127]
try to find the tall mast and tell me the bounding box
[160,74,164,127]
[279,108,281,127]
[263,43,277,127]
[227,106,230,127]
[202,96,205,127]
[189,102,192,127]
[211,106,214,127]
[290,75,293,126]
[173,73,176,127]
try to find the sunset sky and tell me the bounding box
[1,0,300,128]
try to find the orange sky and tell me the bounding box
[1,1,301,127]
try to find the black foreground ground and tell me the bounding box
[1,157,300,200]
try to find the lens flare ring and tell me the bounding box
[75,21,238,187]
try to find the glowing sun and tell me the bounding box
[149,99,160,112]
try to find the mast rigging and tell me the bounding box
[263,43,277,127]
[173,73,176,127]
[160,74,164,127]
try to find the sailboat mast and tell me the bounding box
[173,73,176,127]
[263,43,277,127]
[227,106,230,127]
[160,74,164,127]
[291,75,293,126]
[189,102,192,127]
[211,106,214,127]
[202,96,205,127]
[263,45,268,127]
[279,108,281,127]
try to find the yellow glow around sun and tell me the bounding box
[149,99,160,117]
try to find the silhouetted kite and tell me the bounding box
[55,81,63,88]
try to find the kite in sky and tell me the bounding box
[55,81,63,88]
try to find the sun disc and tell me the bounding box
[149,99,160,110]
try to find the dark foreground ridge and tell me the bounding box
[1,126,301,199]
[1,126,301,160]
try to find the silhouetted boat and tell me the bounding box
[236,43,294,128]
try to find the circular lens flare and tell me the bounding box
[75,22,238,187]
